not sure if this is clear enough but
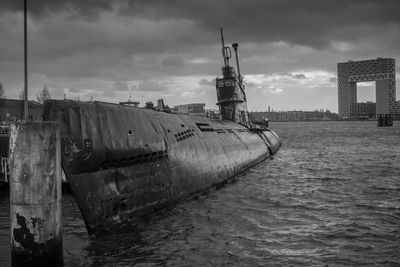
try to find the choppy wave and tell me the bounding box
[1,121,399,266]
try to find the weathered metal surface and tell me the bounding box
[43,100,281,235]
[9,122,62,266]
[1,126,10,183]
[0,134,8,158]
[1,157,8,182]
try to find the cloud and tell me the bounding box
[277,72,307,79]
[68,87,82,93]
[263,87,283,95]
[0,0,114,20]
[1,0,400,112]
[2,0,399,49]
[138,80,169,92]
[330,41,354,52]
[114,81,129,91]
[293,73,307,79]
[246,82,260,89]
[199,78,215,87]
[121,0,400,49]
[329,77,337,83]
[181,91,196,98]
[102,88,114,97]
[162,55,185,68]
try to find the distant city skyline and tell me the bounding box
[0,0,400,112]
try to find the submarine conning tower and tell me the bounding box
[216,28,250,127]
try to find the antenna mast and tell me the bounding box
[220,28,231,67]
[216,28,249,126]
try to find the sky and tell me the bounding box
[1,0,400,112]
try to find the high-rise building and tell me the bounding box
[337,58,398,118]
[355,101,376,118]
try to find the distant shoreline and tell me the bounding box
[266,119,380,123]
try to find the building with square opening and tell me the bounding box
[337,57,400,119]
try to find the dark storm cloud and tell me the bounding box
[1,0,398,77]
[0,0,113,20]
[1,0,400,110]
[2,0,399,49]
[123,0,400,48]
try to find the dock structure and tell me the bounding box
[377,114,393,127]
[9,122,62,266]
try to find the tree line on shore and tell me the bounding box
[0,82,51,104]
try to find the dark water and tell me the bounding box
[1,121,399,266]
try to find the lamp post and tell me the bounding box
[24,0,28,121]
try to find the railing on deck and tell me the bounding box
[0,125,10,134]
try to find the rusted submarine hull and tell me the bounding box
[43,100,281,235]
[1,131,10,183]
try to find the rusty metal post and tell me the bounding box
[9,122,62,266]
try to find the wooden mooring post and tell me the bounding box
[377,114,393,127]
[9,122,62,266]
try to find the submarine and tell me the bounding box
[42,29,282,235]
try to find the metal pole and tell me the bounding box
[232,43,241,80]
[24,0,28,121]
